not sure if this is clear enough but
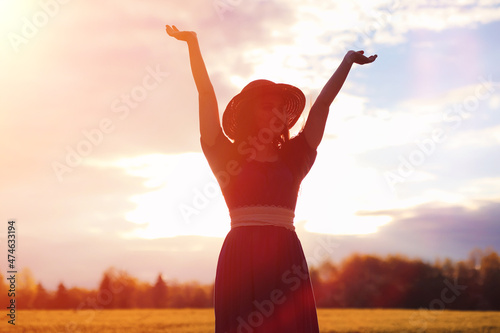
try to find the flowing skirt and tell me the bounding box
[214,225,319,333]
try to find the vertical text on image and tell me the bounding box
[6,220,17,325]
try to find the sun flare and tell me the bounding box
[113,153,230,239]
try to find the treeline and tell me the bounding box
[0,268,213,310]
[1,248,499,310]
[309,248,500,310]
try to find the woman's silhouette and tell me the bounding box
[166,25,376,332]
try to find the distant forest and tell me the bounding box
[2,248,499,310]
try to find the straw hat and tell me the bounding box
[222,79,305,140]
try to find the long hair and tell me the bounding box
[273,122,290,149]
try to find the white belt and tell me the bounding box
[229,206,295,231]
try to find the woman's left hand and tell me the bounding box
[346,50,377,65]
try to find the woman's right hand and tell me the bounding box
[166,25,197,42]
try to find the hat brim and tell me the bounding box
[222,83,305,141]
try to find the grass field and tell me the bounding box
[1,309,499,332]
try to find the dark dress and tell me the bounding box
[201,129,319,333]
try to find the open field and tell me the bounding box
[1,309,499,332]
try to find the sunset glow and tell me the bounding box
[2,0,500,290]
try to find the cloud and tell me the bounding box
[351,76,500,195]
[359,199,500,259]
[293,199,500,268]
[104,153,231,238]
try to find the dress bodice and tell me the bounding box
[201,130,317,211]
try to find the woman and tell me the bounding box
[166,25,376,332]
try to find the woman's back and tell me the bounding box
[200,130,317,211]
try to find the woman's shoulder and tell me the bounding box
[287,129,317,153]
[201,130,233,150]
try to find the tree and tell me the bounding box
[0,273,10,309]
[16,268,37,309]
[114,271,138,308]
[310,260,343,308]
[98,268,118,309]
[454,259,481,309]
[33,283,51,309]
[54,283,70,309]
[188,283,211,307]
[152,274,168,308]
[480,250,500,309]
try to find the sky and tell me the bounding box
[1,0,500,290]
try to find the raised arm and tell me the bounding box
[166,25,221,145]
[303,50,377,149]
